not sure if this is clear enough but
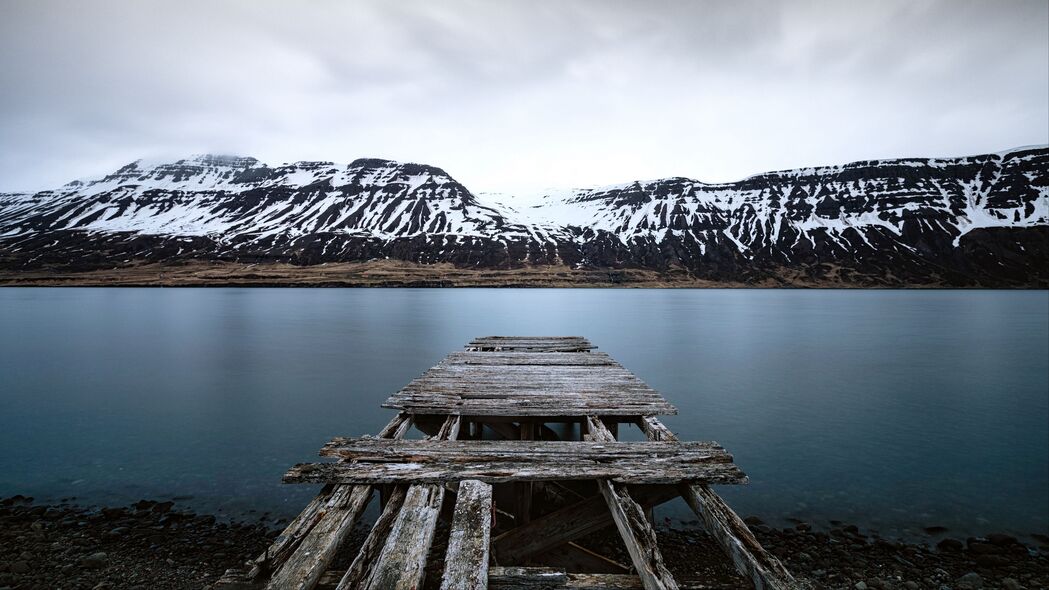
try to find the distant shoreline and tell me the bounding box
[2,260,1044,288]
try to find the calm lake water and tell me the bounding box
[0,288,1046,542]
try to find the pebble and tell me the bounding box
[80,552,108,569]
[8,562,29,575]
[956,572,984,589]
[987,532,1019,546]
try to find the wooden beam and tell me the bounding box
[517,422,536,525]
[587,416,679,590]
[488,566,567,588]
[288,439,745,486]
[333,486,407,589]
[440,480,493,590]
[487,420,521,440]
[361,415,461,590]
[265,486,372,590]
[637,417,800,590]
[537,541,631,574]
[248,413,411,589]
[492,485,679,564]
[362,485,445,590]
[487,566,738,590]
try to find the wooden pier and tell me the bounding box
[219,336,799,590]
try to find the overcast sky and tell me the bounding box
[1,0,1046,196]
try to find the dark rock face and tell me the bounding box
[0,148,1046,286]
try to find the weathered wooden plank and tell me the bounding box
[487,566,567,588]
[467,336,596,352]
[246,412,411,585]
[587,417,679,590]
[319,438,731,461]
[384,344,676,417]
[492,485,680,564]
[440,480,493,590]
[285,459,743,486]
[538,541,631,574]
[638,417,800,590]
[361,415,460,590]
[333,486,407,589]
[287,439,745,486]
[265,485,373,590]
[517,423,536,525]
[444,351,618,366]
[362,484,446,590]
[487,567,736,590]
[307,567,734,590]
[384,398,677,417]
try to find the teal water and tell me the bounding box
[0,288,1046,542]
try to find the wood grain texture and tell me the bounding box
[362,484,446,590]
[384,344,676,417]
[248,413,411,587]
[286,439,745,485]
[638,417,802,590]
[333,486,407,589]
[361,415,461,590]
[588,417,679,590]
[492,485,679,564]
[466,336,596,352]
[440,480,493,590]
[265,485,372,590]
[487,567,738,590]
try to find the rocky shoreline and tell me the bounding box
[0,496,1045,590]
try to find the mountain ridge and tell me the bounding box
[1,147,1047,287]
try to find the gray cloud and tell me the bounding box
[1,0,1046,195]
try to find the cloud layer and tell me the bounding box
[1,0,1046,195]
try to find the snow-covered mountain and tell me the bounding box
[1,148,1047,286]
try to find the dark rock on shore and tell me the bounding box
[0,496,1046,589]
[0,497,271,590]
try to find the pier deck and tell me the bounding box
[219,336,800,590]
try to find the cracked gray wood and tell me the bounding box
[384,346,675,417]
[492,485,680,564]
[637,417,802,590]
[285,439,745,486]
[440,479,493,590]
[361,415,461,590]
[587,416,679,590]
[487,567,739,590]
[256,412,411,590]
[334,486,407,589]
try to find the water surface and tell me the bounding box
[0,288,1046,541]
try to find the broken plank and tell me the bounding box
[362,484,446,590]
[361,415,460,590]
[265,485,372,590]
[487,567,738,590]
[334,486,407,589]
[285,459,744,486]
[287,439,745,486]
[587,416,679,590]
[492,485,680,564]
[537,541,631,574]
[443,351,617,366]
[319,438,732,463]
[440,480,493,590]
[638,417,801,590]
[249,412,411,583]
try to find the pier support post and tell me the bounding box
[516,421,536,525]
